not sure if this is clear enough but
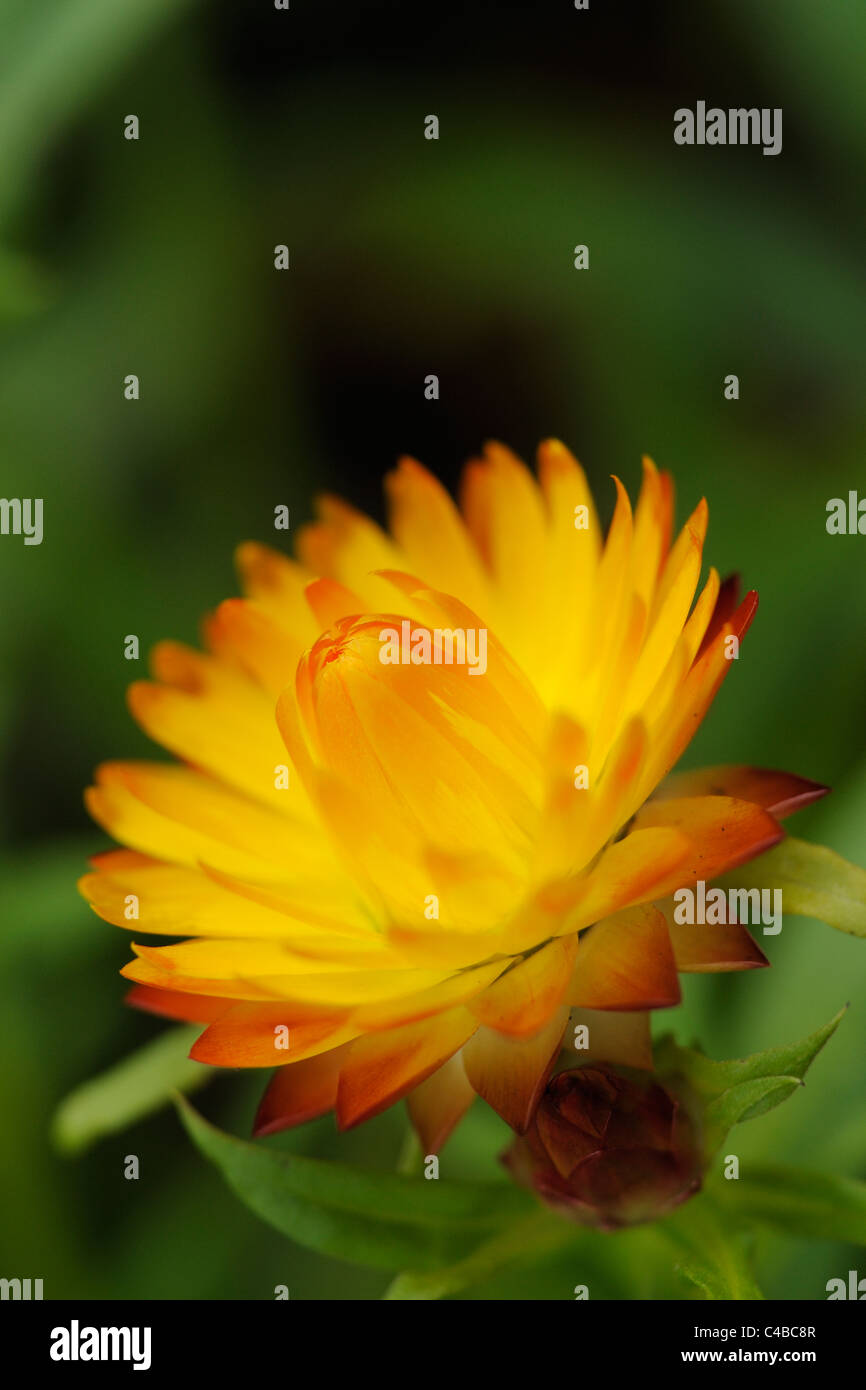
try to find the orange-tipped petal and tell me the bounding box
[253,1046,351,1137]
[125,984,232,1024]
[543,826,692,944]
[565,904,681,1011]
[336,1007,478,1130]
[469,937,578,1037]
[304,577,366,628]
[205,597,305,697]
[669,920,768,973]
[190,1006,355,1067]
[234,541,316,634]
[631,456,671,606]
[630,794,785,886]
[697,572,741,657]
[462,1007,569,1133]
[657,897,769,973]
[406,1052,477,1153]
[385,456,489,616]
[654,765,829,819]
[640,589,759,795]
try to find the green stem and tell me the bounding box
[383,1210,575,1301]
[659,1192,764,1300]
[395,1127,422,1176]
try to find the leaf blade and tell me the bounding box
[657,1006,845,1099]
[716,838,866,938]
[383,1214,573,1300]
[176,1097,533,1273]
[662,1195,764,1301]
[656,1007,845,1158]
[716,1162,866,1245]
[52,1025,213,1155]
[702,1076,802,1152]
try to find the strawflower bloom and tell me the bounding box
[80,442,826,1149]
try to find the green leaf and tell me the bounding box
[656,1007,845,1156]
[0,0,196,221]
[657,1006,844,1098]
[383,1212,574,1300]
[662,1196,764,1301]
[52,1026,213,1155]
[716,1162,866,1245]
[702,1077,802,1151]
[177,1097,534,1273]
[716,838,866,937]
[675,1251,764,1302]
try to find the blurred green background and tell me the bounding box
[0,0,864,1299]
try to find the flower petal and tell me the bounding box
[353,961,507,1031]
[630,794,785,884]
[469,937,578,1037]
[205,598,305,698]
[86,762,335,881]
[80,857,354,941]
[125,983,231,1023]
[653,765,829,819]
[233,542,319,652]
[406,1052,477,1153]
[336,1007,478,1129]
[253,1046,351,1136]
[190,1006,356,1067]
[565,904,680,1010]
[662,900,769,973]
[461,1007,569,1132]
[385,456,490,617]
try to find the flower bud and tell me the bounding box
[504,1064,701,1229]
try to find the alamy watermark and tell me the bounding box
[378,620,488,675]
[673,880,782,935]
[0,1277,42,1299]
[0,498,42,545]
[50,1321,152,1371]
[674,103,782,157]
[826,492,866,535]
[826,1270,866,1299]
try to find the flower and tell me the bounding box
[504,1064,702,1228]
[80,441,827,1148]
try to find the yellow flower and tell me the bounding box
[80,442,825,1148]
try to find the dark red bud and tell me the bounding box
[504,1065,701,1229]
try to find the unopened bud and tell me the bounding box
[504,1064,701,1229]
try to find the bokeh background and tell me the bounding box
[1,0,864,1299]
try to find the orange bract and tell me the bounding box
[80,442,827,1145]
